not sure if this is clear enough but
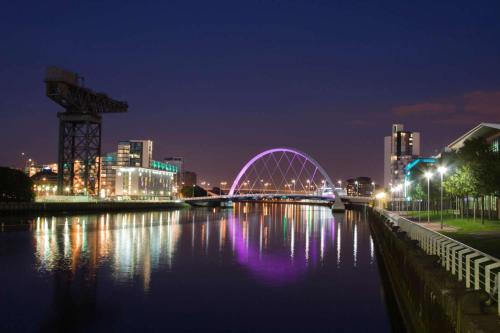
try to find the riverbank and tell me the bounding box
[403,210,500,258]
[370,208,500,332]
[0,200,189,217]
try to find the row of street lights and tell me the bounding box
[424,166,448,229]
[235,179,331,194]
[388,165,448,229]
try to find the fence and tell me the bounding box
[375,208,500,315]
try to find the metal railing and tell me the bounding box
[183,194,372,203]
[375,208,500,315]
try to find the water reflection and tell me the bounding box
[0,203,394,332]
[33,211,181,292]
[32,203,375,290]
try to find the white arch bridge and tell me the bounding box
[184,147,372,209]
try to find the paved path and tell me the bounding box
[414,222,457,232]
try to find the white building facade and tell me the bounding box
[115,166,176,199]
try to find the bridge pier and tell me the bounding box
[332,197,346,212]
[220,201,234,208]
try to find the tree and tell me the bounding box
[180,185,207,198]
[442,138,500,221]
[412,183,426,201]
[0,167,34,202]
[443,165,479,217]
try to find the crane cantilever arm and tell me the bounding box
[46,80,128,114]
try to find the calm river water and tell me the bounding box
[0,203,402,332]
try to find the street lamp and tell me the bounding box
[192,184,196,197]
[389,186,395,210]
[354,180,359,196]
[438,166,447,229]
[394,184,403,212]
[291,179,296,194]
[403,180,411,211]
[424,171,433,222]
[375,191,386,208]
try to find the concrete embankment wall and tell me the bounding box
[369,209,500,333]
[0,201,189,216]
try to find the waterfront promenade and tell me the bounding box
[370,208,500,331]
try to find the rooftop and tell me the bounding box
[447,123,500,150]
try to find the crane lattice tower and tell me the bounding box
[45,67,128,195]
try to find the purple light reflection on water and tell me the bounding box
[227,208,337,286]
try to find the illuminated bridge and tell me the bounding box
[185,148,372,209]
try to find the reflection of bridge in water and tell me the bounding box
[186,147,372,210]
[32,204,375,289]
[25,203,382,331]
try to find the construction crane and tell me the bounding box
[45,67,128,196]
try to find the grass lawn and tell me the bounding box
[401,210,500,258]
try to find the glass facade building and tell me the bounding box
[117,140,153,168]
[100,152,117,197]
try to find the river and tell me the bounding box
[0,203,402,332]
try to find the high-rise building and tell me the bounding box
[384,124,421,188]
[117,140,153,168]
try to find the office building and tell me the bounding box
[101,140,179,198]
[384,124,421,189]
[117,140,153,168]
[164,157,184,185]
[100,152,117,197]
[25,161,58,177]
[447,123,500,152]
[115,162,176,199]
[31,168,58,196]
[346,177,374,197]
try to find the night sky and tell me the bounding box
[1,0,500,184]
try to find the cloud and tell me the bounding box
[392,90,500,125]
[464,90,500,116]
[392,102,456,116]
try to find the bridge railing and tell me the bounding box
[375,208,500,315]
[183,194,373,203]
[183,193,335,201]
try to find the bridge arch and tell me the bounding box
[229,147,335,197]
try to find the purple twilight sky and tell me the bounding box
[1,0,500,184]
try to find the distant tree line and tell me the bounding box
[180,185,207,198]
[0,167,34,202]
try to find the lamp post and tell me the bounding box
[192,184,196,197]
[424,172,432,223]
[438,166,447,229]
[354,180,359,196]
[291,179,296,194]
[394,184,403,212]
